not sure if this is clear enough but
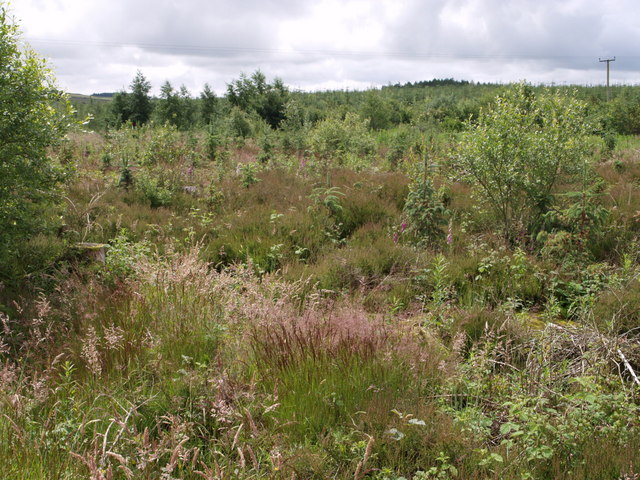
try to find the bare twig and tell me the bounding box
[618,349,640,386]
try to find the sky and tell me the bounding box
[10,0,640,96]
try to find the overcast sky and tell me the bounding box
[11,0,640,96]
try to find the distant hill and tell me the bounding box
[69,93,113,104]
[386,78,474,89]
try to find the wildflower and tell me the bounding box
[394,222,408,244]
[446,221,453,245]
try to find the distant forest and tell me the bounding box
[72,72,640,137]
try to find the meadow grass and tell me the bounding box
[1,130,640,479]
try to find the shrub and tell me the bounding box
[606,87,640,135]
[135,170,174,208]
[104,229,151,281]
[205,131,221,160]
[279,99,308,151]
[456,84,591,240]
[309,112,375,161]
[140,124,185,165]
[309,236,415,292]
[239,162,260,188]
[227,106,253,139]
[403,163,449,246]
[385,125,418,170]
[0,5,73,279]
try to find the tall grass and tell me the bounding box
[3,129,640,479]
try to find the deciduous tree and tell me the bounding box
[0,4,73,272]
[457,84,590,239]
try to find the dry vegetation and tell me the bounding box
[2,95,640,480]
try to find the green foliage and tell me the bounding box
[205,130,222,161]
[199,82,218,124]
[403,162,448,246]
[104,229,150,281]
[602,130,617,155]
[141,124,185,165]
[227,106,253,139]
[129,71,153,126]
[226,70,289,128]
[117,155,134,189]
[456,247,544,307]
[154,81,195,130]
[280,98,309,151]
[72,74,640,146]
[457,84,591,239]
[0,5,73,279]
[360,90,399,130]
[239,162,260,188]
[538,189,610,260]
[109,90,131,125]
[8,76,640,480]
[309,112,375,161]
[419,254,451,307]
[309,186,345,216]
[135,169,174,208]
[100,151,112,169]
[385,126,419,170]
[257,134,274,163]
[111,70,152,126]
[592,277,640,333]
[606,87,640,135]
[249,313,430,446]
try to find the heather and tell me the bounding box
[2,20,640,477]
[3,114,640,479]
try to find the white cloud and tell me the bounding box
[10,0,640,95]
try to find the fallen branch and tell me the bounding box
[617,349,640,386]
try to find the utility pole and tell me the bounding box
[599,57,615,101]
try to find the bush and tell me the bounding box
[456,84,591,240]
[309,236,414,292]
[606,87,640,135]
[227,106,253,139]
[0,5,73,279]
[403,163,449,246]
[141,124,185,165]
[135,170,174,208]
[104,230,151,281]
[309,112,375,161]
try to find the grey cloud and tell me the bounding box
[385,0,640,72]
[91,0,309,54]
[12,0,640,94]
